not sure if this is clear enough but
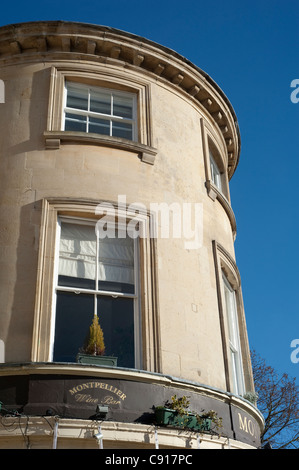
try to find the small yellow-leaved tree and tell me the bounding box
[85,314,105,356]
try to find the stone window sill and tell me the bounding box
[206,180,236,238]
[44,131,157,165]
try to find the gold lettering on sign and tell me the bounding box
[238,412,258,438]
[68,381,126,405]
[74,394,98,403]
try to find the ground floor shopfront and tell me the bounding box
[0,363,263,449]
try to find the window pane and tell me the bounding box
[90,90,111,114]
[58,222,96,289]
[54,220,139,368]
[89,117,110,136]
[64,84,136,142]
[53,292,94,362]
[97,296,135,368]
[231,350,239,393]
[113,94,133,119]
[66,86,88,110]
[53,293,135,368]
[65,113,87,132]
[112,121,133,140]
[223,273,244,395]
[210,152,222,191]
[224,282,238,349]
[97,234,135,294]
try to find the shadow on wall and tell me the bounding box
[4,67,52,361]
[6,200,43,362]
[6,67,50,156]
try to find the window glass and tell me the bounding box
[53,292,94,362]
[112,121,133,140]
[222,273,245,395]
[210,150,222,191]
[64,82,136,141]
[96,296,134,368]
[90,90,111,115]
[66,86,88,110]
[89,117,110,136]
[53,292,135,367]
[65,113,87,132]
[97,232,135,294]
[53,220,139,368]
[113,94,133,119]
[58,222,96,289]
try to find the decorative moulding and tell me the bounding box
[205,180,237,238]
[44,130,158,164]
[0,21,240,177]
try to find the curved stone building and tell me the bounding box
[0,21,263,449]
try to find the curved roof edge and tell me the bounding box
[0,20,241,176]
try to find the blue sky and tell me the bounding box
[0,0,298,384]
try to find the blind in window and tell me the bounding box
[58,222,134,286]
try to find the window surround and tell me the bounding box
[31,198,161,373]
[201,119,236,238]
[203,125,230,200]
[212,241,254,396]
[44,66,157,164]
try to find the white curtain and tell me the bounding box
[59,222,134,285]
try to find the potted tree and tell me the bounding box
[76,314,117,367]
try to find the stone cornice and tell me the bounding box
[0,21,241,178]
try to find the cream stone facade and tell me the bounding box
[0,21,263,449]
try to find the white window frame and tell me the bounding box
[63,81,138,142]
[209,150,222,192]
[50,216,142,369]
[222,272,245,396]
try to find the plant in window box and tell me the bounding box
[154,395,221,433]
[76,314,117,367]
[243,391,258,406]
[195,410,223,434]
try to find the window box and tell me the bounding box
[154,407,212,432]
[76,353,117,367]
